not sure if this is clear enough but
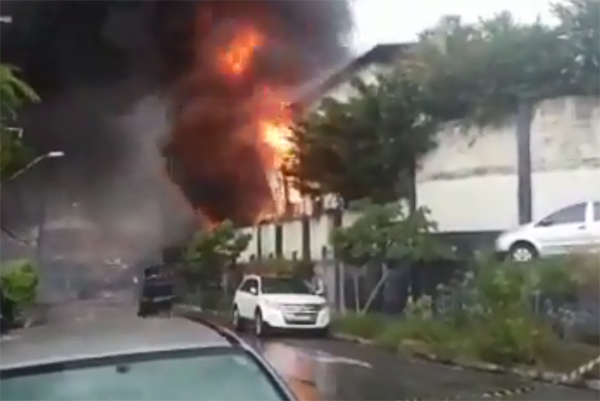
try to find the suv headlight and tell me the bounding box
[262,300,282,309]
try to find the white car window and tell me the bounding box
[541,203,586,225]
[594,202,600,221]
[240,279,258,293]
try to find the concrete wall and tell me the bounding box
[419,96,600,231]
[281,219,302,260]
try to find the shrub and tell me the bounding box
[292,259,315,280]
[436,256,565,365]
[528,257,579,301]
[469,310,557,365]
[336,254,594,369]
[563,253,599,291]
[333,312,388,339]
[249,258,294,276]
[0,259,39,306]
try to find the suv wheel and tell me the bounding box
[509,242,537,262]
[232,305,244,332]
[254,309,267,337]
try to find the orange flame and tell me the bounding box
[215,25,303,220]
[218,26,264,75]
[259,120,293,166]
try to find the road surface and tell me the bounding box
[182,310,598,401]
[2,302,597,401]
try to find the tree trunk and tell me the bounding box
[408,156,417,213]
[353,270,360,313]
[361,264,389,315]
[339,262,347,315]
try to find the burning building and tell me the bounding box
[163,2,353,225]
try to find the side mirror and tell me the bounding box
[249,287,258,295]
[538,219,553,227]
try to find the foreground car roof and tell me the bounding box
[0,310,230,370]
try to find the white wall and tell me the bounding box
[309,215,331,260]
[418,96,600,231]
[238,226,258,261]
[281,219,302,260]
[259,224,276,258]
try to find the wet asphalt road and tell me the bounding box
[182,310,598,401]
[238,333,599,401]
[2,302,598,401]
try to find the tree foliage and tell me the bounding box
[404,0,599,124]
[0,259,39,306]
[288,73,438,205]
[0,64,39,182]
[288,0,599,205]
[184,220,251,281]
[331,200,452,267]
[331,200,453,313]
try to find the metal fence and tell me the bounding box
[335,258,600,343]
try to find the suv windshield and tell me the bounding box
[0,348,287,401]
[261,277,312,295]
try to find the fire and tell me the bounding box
[218,26,264,75]
[214,24,303,221]
[259,120,293,166]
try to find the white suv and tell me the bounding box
[495,200,600,261]
[232,274,330,337]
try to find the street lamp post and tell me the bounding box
[8,151,65,182]
[1,151,65,243]
[33,151,65,271]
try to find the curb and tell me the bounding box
[400,384,537,401]
[331,332,600,391]
[173,304,203,313]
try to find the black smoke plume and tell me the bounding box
[0,0,352,263]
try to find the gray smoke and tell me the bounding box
[0,0,352,299]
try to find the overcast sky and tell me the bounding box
[351,0,561,53]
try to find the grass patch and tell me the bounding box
[541,341,600,376]
[333,300,600,374]
[331,312,389,340]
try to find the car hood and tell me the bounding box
[261,293,326,305]
[502,221,535,236]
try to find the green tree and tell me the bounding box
[404,1,599,126]
[552,0,600,95]
[331,200,450,314]
[0,259,39,306]
[0,64,39,181]
[183,220,251,289]
[288,72,438,210]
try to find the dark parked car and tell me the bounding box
[0,311,298,401]
[137,265,177,317]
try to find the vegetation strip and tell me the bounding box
[332,331,600,390]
